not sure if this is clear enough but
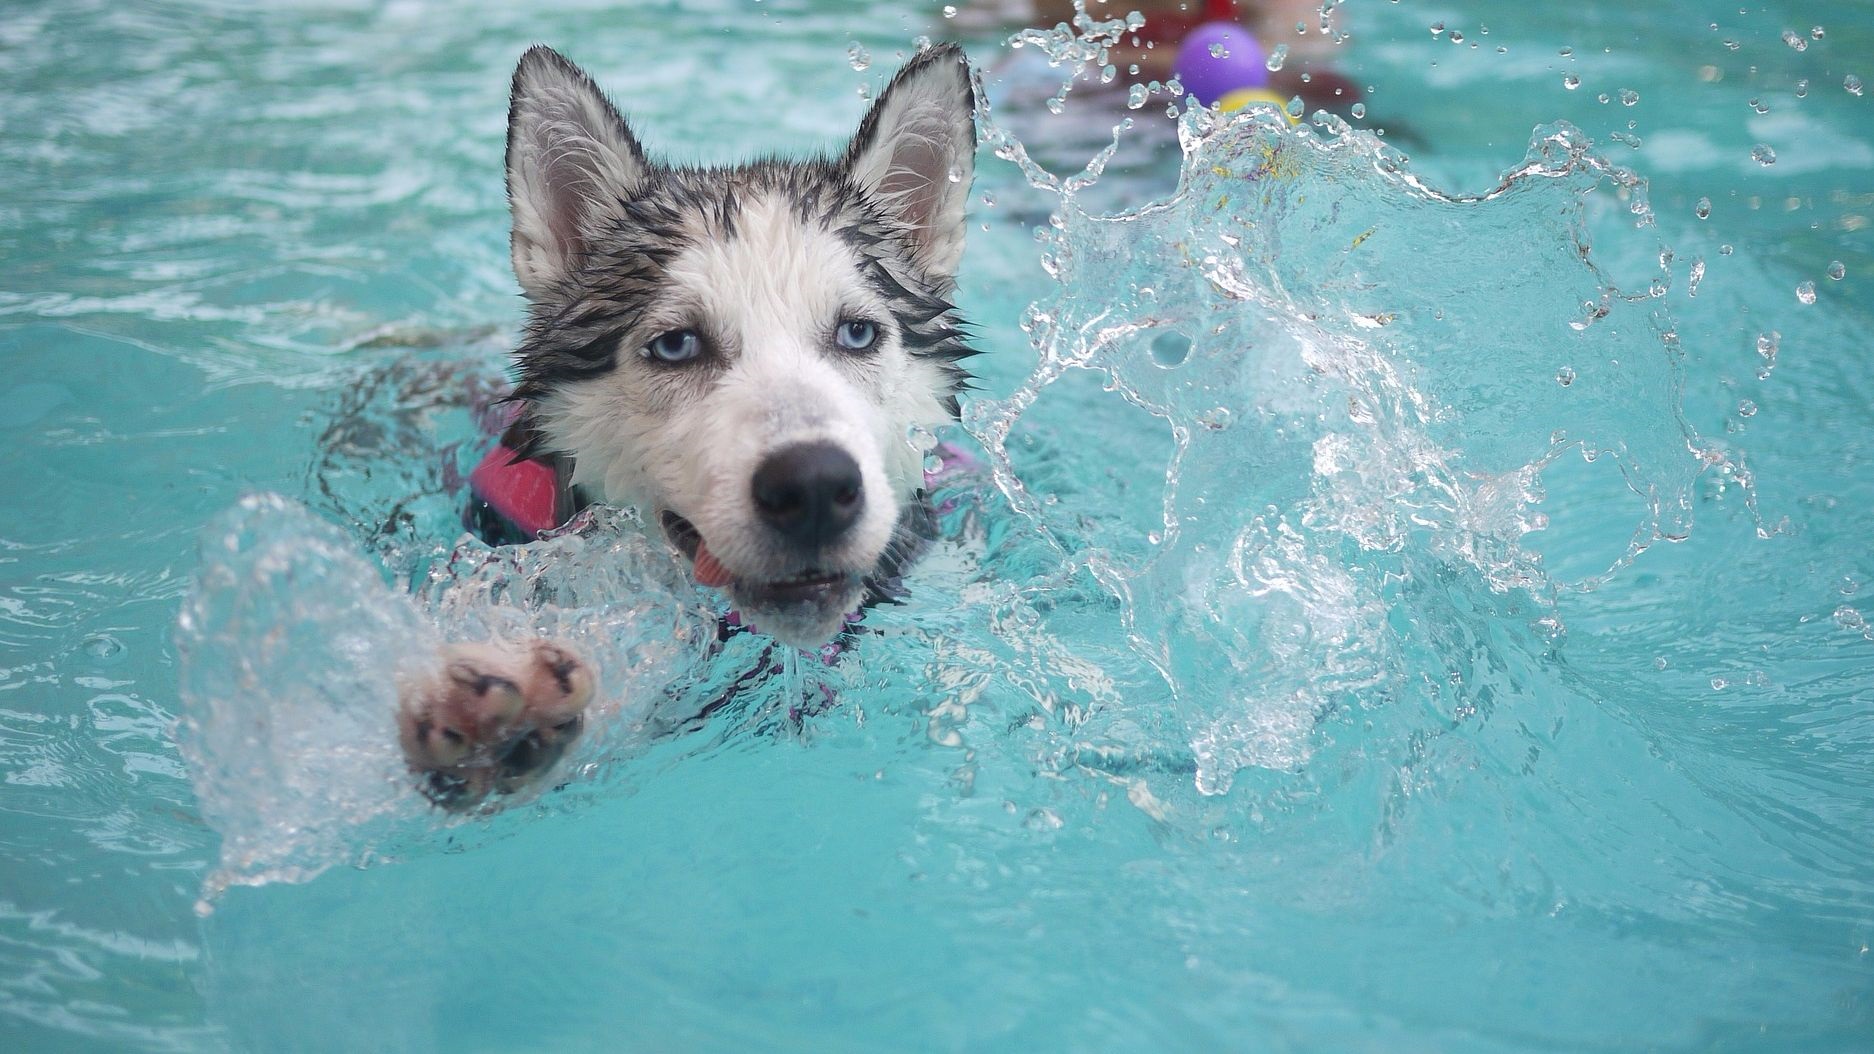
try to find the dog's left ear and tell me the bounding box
[842,43,976,285]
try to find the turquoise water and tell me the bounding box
[4,0,1872,1050]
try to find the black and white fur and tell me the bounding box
[398,44,978,809]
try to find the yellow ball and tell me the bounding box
[1216,88,1299,124]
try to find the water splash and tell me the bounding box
[966,97,1705,792]
[175,494,725,904]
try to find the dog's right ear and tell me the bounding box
[506,46,649,300]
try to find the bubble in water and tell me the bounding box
[1619,88,1640,106]
[1737,399,1757,418]
[1555,367,1576,387]
[1781,28,1807,51]
[1828,260,1846,280]
[1559,46,1574,57]
[1751,144,1777,165]
[1795,79,1809,98]
[1429,21,1445,37]
[1847,75,1865,97]
[942,4,956,17]
[1749,97,1769,114]
[1449,31,1464,44]
[1719,243,1734,256]
[1350,102,1366,120]
[1721,38,1740,51]
[1795,280,1816,304]
[1812,26,1825,40]
[1562,74,1581,90]
[1597,92,1611,105]
[1688,257,1706,297]
[1694,196,1711,219]
[847,42,871,71]
[1266,43,1288,71]
[1150,330,1193,368]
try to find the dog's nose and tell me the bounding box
[752,442,864,547]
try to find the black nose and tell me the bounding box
[752,442,864,548]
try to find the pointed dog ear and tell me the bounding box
[841,43,976,285]
[506,46,649,300]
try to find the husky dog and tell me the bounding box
[397,44,978,809]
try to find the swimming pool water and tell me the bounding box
[3,1,1871,1050]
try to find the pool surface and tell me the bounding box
[2,1,1871,1050]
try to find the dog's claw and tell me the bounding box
[398,638,595,811]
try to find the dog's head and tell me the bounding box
[502,44,975,648]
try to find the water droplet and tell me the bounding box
[1781,28,1807,51]
[981,191,996,207]
[1127,83,1148,109]
[1266,43,1288,72]
[1555,367,1576,387]
[1559,46,1574,57]
[946,164,963,183]
[1350,102,1366,119]
[1737,399,1757,417]
[1828,260,1846,280]
[1429,21,1445,37]
[1209,41,1231,58]
[1846,74,1865,97]
[847,42,871,71]
[1619,88,1639,106]
[1286,95,1305,118]
[1197,406,1233,431]
[1796,280,1816,304]
[1751,143,1777,165]
[1562,73,1580,90]
[1694,196,1712,219]
[941,4,957,17]
[1688,257,1706,297]
[1449,30,1464,44]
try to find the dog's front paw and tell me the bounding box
[397,639,594,811]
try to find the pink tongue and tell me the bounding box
[692,538,731,589]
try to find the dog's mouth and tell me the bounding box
[660,510,862,615]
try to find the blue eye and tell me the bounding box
[644,329,702,364]
[835,319,879,351]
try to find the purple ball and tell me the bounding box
[1173,22,1269,106]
